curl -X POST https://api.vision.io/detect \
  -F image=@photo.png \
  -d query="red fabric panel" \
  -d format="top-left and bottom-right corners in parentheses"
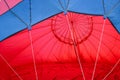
top-left (0, 12), bottom-right (120, 80)
top-left (0, 0), bottom-right (22, 15)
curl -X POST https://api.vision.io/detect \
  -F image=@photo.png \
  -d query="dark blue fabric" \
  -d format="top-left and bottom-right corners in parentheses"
top-left (103, 0), bottom-right (120, 14)
top-left (31, 0), bottom-right (62, 24)
top-left (0, 0), bottom-right (120, 41)
top-left (0, 11), bottom-right (27, 41)
top-left (68, 0), bottom-right (104, 15)
top-left (103, 0), bottom-right (120, 33)
top-left (11, 0), bottom-right (30, 25)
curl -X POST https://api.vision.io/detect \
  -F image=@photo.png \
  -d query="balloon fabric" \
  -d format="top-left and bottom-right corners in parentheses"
top-left (0, 0), bottom-right (120, 80)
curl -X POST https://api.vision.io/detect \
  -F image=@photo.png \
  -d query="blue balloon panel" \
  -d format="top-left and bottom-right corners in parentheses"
top-left (0, 11), bottom-right (27, 41)
top-left (107, 2), bottom-right (120, 33)
top-left (68, 0), bottom-right (104, 15)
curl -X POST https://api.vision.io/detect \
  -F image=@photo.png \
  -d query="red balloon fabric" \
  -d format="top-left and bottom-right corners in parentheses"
top-left (0, 12), bottom-right (120, 80)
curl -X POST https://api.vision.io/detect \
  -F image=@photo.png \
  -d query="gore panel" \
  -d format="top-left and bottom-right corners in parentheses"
top-left (0, 11), bottom-right (27, 41)
top-left (68, 0), bottom-right (104, 15)
top-left (31, 0), bottom-right (62, 24)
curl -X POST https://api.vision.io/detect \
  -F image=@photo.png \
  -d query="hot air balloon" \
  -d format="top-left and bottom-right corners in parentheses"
top-left (0, 0), bottom-right (120, 80)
